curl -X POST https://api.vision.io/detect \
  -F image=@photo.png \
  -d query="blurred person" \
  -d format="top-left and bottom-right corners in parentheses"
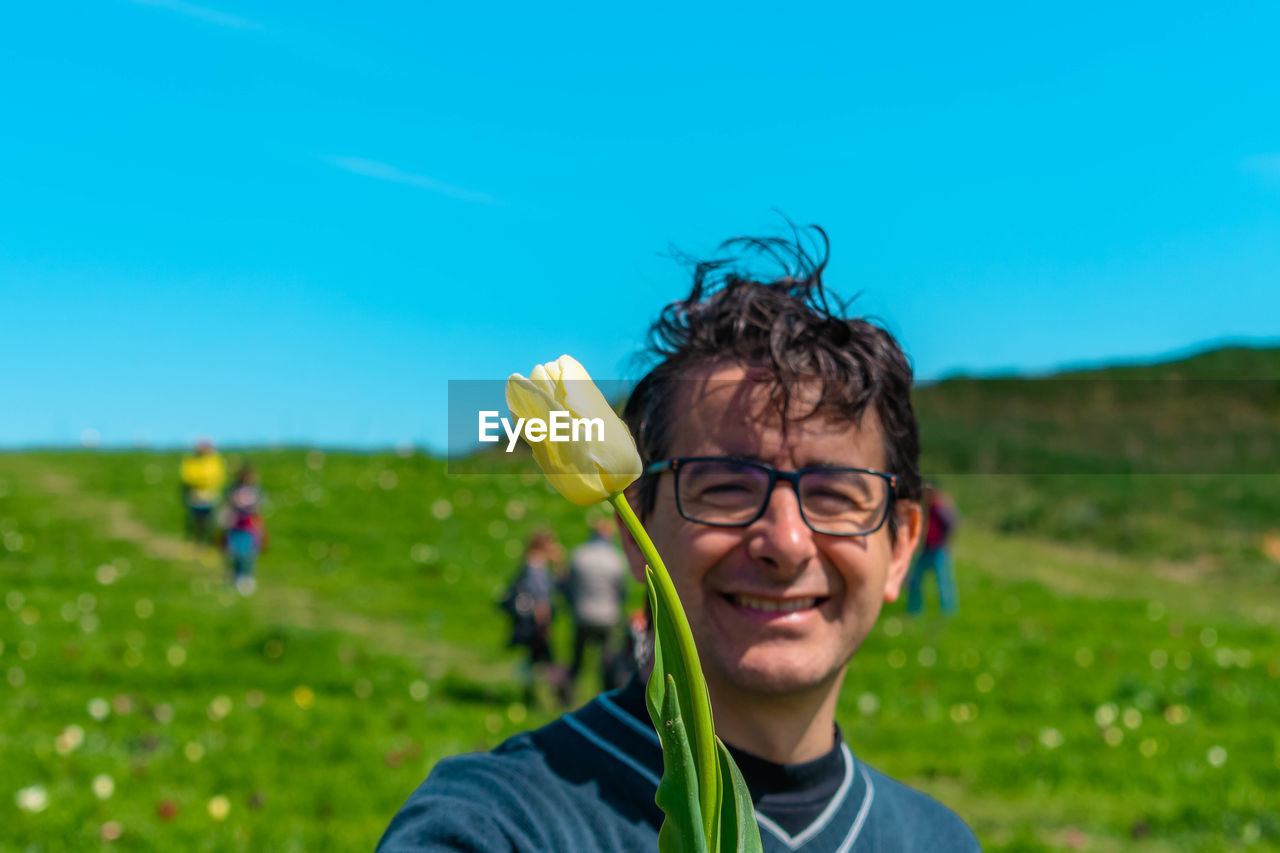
top-left (500, 528), bottom-right (564, 706)
top-left (604, 603), bottom-right (653, 691)
top-left (222, 465), bottom-right (267, 596)
top-left (905, 483), bottom-right (959, 616)
top-left (381, 227), bottom-right (978, 851)
top-left (560, 517), bottom-right (629, 704)
top-left (179, 439), bottom-right (226, 545)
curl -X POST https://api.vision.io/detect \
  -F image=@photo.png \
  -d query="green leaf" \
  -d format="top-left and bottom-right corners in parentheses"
top-left (652, 674), bottom-right (709, 853)
top-left (716, 738), bottom-right (763, 852)
top-left (644, 565), bottom-right (719, 842)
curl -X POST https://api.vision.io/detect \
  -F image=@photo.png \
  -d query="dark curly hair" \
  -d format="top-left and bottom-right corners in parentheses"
top-left (623, 224), bottom-right (921, 535)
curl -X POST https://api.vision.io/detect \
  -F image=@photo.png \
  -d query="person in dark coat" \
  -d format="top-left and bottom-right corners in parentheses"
top-left (501, 528), bottom-right (563, 705)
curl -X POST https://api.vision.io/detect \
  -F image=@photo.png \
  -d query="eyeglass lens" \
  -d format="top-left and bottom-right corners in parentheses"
top-left (676, 459), bottom-right (888, 534)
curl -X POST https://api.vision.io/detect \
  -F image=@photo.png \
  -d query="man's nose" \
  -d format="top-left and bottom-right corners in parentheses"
top-left (746, 482), bottom-right (817, 574)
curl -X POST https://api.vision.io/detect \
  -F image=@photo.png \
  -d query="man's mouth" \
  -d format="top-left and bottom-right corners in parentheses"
top-left (724, 594), bottom-right (826, 613)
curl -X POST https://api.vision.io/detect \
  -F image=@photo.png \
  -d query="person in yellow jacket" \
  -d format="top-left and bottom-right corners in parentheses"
top-left (179, 439), bottom-right (226, 544)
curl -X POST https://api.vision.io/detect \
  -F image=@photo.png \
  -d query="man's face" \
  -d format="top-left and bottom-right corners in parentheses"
top-left (630, 363), bottom-right (920, 699)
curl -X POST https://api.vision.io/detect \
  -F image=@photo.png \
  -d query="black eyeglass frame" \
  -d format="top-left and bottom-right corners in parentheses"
top-left (643, 456), bottom-right (898, 537)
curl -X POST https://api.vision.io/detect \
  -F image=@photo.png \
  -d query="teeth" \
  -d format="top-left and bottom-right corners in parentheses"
top-left (733, 595), bottom-right (816, 612)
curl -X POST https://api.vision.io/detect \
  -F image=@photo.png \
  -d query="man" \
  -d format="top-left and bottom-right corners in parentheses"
top-left (379, 229), bottom-right (980, 851)
top-left (562, 518), bottom-right (630, 703)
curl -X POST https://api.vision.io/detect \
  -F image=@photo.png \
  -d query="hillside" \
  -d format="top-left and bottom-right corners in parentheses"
top-left (914, 345), bottom-right (1280, 578)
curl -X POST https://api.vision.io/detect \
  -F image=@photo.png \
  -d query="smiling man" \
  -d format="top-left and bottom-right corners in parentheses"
top-left (630, 366), bottom-right (913, 766)
top-left (379, 228), bottom-right (980, 851)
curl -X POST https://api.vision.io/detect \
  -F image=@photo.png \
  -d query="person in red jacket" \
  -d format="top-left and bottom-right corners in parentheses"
top-left (223, 465), bottom-right (267, 596)
top-left (906, 483), bottom-right (958, 615)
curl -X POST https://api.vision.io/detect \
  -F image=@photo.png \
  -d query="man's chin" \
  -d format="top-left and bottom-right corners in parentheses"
top-left (716, 654), bottom-right (841, 696)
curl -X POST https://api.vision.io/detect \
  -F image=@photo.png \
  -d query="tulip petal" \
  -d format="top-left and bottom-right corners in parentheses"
top-left (544, 357), bottom-right (569, 382)
top-left (506, 371), bottom-right (615, 506)
top-left (505, 356), bottom-right (642, 505)
top-left (538, 431), bottom-right (609, 506)
top-left (505, 373), bottom-right (558, 423)
top-left (551, 357), bottom-right (642, 488)
top-left (526, 364), bottom-right (558, 398)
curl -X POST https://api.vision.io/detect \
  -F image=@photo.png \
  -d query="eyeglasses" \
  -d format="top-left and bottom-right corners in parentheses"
top-left (644, 457), bottom-right (897, 537)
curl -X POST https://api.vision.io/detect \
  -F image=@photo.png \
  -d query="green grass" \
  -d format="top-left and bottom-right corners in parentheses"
top-left (3, 431), bottom-right (1279, 849)
top-left (1, 450), bottom-right (575, 851)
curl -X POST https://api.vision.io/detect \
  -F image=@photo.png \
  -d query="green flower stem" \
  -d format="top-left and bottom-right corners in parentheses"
top-left (609, 491), bottom-right (719, 840)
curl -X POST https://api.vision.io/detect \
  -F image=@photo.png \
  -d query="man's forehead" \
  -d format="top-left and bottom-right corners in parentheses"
top-left (666, 361), bottom-right (884, 464)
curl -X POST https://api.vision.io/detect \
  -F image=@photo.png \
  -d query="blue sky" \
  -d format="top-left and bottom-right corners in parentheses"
top-left (3, 1), bottom-right (1278, 451)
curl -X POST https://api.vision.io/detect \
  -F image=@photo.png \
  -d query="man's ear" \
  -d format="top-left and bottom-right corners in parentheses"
top-left (882, 500), bottom-right (923, 604)
top-left (614, 490), bottom-right (649, 584)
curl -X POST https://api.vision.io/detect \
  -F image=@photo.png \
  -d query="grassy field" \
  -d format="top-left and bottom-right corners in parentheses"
top-left (3, 349), bottom-right (1279, 850)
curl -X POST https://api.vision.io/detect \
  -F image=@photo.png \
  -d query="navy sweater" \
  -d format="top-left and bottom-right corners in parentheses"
top-left (379, 679), bottom-right (980, 852)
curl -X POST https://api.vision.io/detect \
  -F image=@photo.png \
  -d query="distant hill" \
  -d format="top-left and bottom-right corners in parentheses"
top-left (915, 345), bottom-right (1280, 476)
top-left (1054, 344), bottom-right (1280, 380)
top-left (914, 345), bottom-right (1280, 579)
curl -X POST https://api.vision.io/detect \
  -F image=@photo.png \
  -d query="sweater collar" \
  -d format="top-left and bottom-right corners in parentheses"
top-left (611, 675), bottom-right (846, 803)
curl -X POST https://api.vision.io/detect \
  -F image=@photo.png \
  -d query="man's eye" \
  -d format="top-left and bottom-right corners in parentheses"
top-left (805, 489), bottom-right (871, 512)
top-left (699, 481), bottom-right (753, 496)
top-left (809, 489), bottom-right (857, 504)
